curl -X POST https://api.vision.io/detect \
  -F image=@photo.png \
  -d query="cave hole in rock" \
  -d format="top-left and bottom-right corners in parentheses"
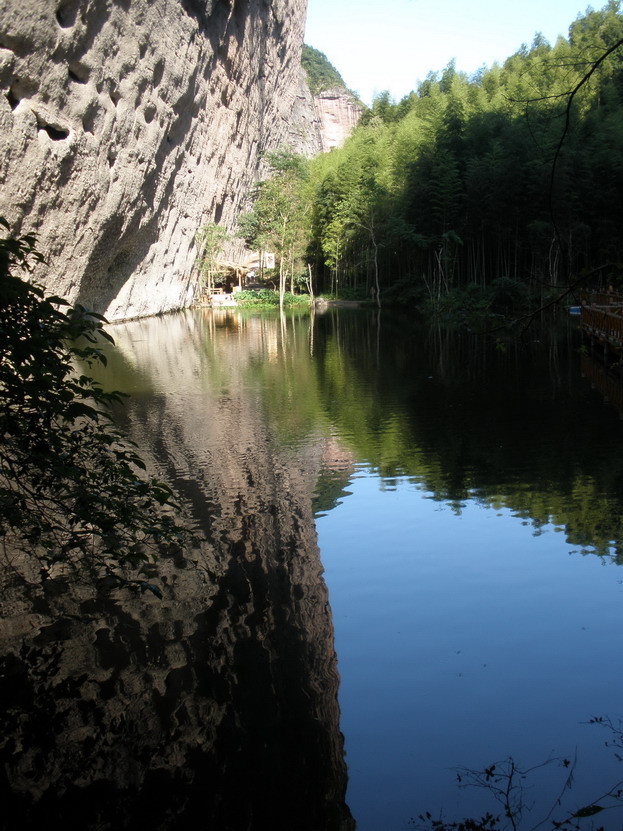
top-left (40, 123), bottom-right (70, 140)
top-left (153, 59), bottom-right (165, 88)
top-left (68, 63), bottom-right (89, 84)
top-left (143, 103), bottom-right (156, 124)
top-left (214, 202), bottom-right (224, 224)
top-left (6, 88), bottom-right (19, 110)
top-left (55, 2), bottom-right (78, 28)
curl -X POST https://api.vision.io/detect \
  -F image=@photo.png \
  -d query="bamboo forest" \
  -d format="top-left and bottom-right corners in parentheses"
top-left (241, 2), bottom-right (623, 314)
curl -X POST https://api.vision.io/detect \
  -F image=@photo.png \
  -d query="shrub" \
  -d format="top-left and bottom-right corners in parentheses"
top-left (236, 289), bottom-right (311, 308)
top-left (0, 221), bottom-right (191, 593)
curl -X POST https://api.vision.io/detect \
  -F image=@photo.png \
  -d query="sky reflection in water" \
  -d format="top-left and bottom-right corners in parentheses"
top-left (317, 463), bottom-right (623, 830)
top-left (87, 309), bottom-right (623, 829)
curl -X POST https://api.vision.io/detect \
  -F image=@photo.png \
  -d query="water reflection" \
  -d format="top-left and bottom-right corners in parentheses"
top-left (309, 312), bottom-right (623, 559)
top-left (2, 307), bottom-right (623, 830)
top-left (0, 309), bottom-right (354, 831)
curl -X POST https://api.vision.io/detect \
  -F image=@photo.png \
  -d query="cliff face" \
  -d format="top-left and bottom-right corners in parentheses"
top-left (285, 66), bottom-right (324, 157)
top-left (0, 0), bottom-right (308, 320)
top-left (286, 72), bottom-right (363, 157)
top-left (314, 86), bottom-right (363, 152)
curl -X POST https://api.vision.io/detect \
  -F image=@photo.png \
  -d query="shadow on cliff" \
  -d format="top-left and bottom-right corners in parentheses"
top-left (74, 124), bottom-right (188, 315)
top-left (74, 0), bottom-right (277, 316)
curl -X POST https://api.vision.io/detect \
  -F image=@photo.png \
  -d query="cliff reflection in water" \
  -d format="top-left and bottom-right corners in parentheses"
top-left (0, 309), bottom-right (354, 831)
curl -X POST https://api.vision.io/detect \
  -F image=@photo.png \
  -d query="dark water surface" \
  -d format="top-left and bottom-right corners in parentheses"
top-left (2, 308), bottom-right (623, 830)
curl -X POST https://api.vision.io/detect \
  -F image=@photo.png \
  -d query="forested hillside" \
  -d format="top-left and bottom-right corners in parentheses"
top-left (301, 44), bottom-right (347, 94)
top-left (248, 2), bottom-right (623, 309)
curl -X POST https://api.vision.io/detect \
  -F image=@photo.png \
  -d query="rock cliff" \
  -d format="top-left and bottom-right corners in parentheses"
top-left (0, 0), bottom-right (309, 320)
top-left (286, 73), bottom-right (363, 156)
top-left (314, 86), bottom-right (362, 152)
top-left (285, 66), bottom-right (324, 157)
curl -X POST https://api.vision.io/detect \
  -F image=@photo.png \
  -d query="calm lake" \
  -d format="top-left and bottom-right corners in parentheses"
top-left (2, 307), bottom-right (623, 830)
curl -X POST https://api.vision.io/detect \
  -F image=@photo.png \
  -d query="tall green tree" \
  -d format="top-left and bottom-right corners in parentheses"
top-left (238, 149), bottom-right (309, 309)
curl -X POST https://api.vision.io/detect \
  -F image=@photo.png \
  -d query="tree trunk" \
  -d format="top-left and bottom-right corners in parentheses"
top-left (306, 263), bottom-right (315, 301)
top-left (279, 260), bottom-right (287, 311)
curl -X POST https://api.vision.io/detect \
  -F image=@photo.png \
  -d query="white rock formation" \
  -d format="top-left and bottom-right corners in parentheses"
top-left (0, 0), bottom-right (308, 320)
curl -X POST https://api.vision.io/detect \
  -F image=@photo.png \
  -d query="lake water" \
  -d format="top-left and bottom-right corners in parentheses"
top-left (2, 307), bottom-right (623, 830)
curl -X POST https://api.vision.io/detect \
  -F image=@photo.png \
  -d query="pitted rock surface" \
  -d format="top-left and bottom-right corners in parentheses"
top-left (0, 0), bottom-right (308, 320)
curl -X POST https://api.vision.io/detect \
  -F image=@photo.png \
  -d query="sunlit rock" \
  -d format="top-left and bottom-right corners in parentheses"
top-left (0, 0), bottom-right (308, 320)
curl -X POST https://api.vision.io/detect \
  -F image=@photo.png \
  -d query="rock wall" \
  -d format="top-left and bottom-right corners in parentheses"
top-left (0, 0), bottom-right (308, 320)
top-left (314, 86), bottom-right (363, 152)
top-left (285, 66), bottom-right (324, 157)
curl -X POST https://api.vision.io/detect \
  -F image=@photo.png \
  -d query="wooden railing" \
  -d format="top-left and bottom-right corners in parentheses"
top-left (580, 290), bottom-right (623, 306)
top-left (581, 303), bottom-right (623, 347)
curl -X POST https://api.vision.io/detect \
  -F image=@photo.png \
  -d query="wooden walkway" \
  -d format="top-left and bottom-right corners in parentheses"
top-left (580, 291), bottom-right (623, 361)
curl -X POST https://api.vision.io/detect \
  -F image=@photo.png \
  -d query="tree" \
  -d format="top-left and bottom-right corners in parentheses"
top-left (0, 222), bottom-right (190, 594)
top-left (238, 150), bottom-right (309, 310)
top-left (195, 222), bottom-right (231, 295)
top-left (301, 44), bottom-right (347, 94)
top-left (413, 742), bottom-right (623, 831)
top-left (303, 2), bottom-right (623, 310)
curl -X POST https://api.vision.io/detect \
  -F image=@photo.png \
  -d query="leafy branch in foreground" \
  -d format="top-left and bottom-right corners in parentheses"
top-left (0, 221), bottom-right (192, 594)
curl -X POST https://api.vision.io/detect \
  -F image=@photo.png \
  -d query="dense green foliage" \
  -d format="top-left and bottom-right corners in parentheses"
top-left (301, 44), bottom-right (347, 94)
top-left (238, 149), bottom-right (312, 306)
top-left (286, 4), bottom-right (623, 311)
top-left (0, 225), bottom-right (189, 592)
top-left (236, 289), bottom-right (311, 308)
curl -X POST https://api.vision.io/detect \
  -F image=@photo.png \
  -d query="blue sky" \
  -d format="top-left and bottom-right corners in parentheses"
top-left (304, 0), bottom-right (594, 104)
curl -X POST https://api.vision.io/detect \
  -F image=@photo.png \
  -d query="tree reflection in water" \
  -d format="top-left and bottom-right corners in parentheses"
top-left (2, 307), bottom-right (623, 830)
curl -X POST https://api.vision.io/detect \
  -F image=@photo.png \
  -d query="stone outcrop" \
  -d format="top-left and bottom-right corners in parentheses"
top-left (285, 66), bottom-right (324, 157)
top-left (314, 86), bottom-right (363, 152)
top-left (287, 77), bottom-right (363, 157)
top-left (0, 0), bottom-right (308, 320)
